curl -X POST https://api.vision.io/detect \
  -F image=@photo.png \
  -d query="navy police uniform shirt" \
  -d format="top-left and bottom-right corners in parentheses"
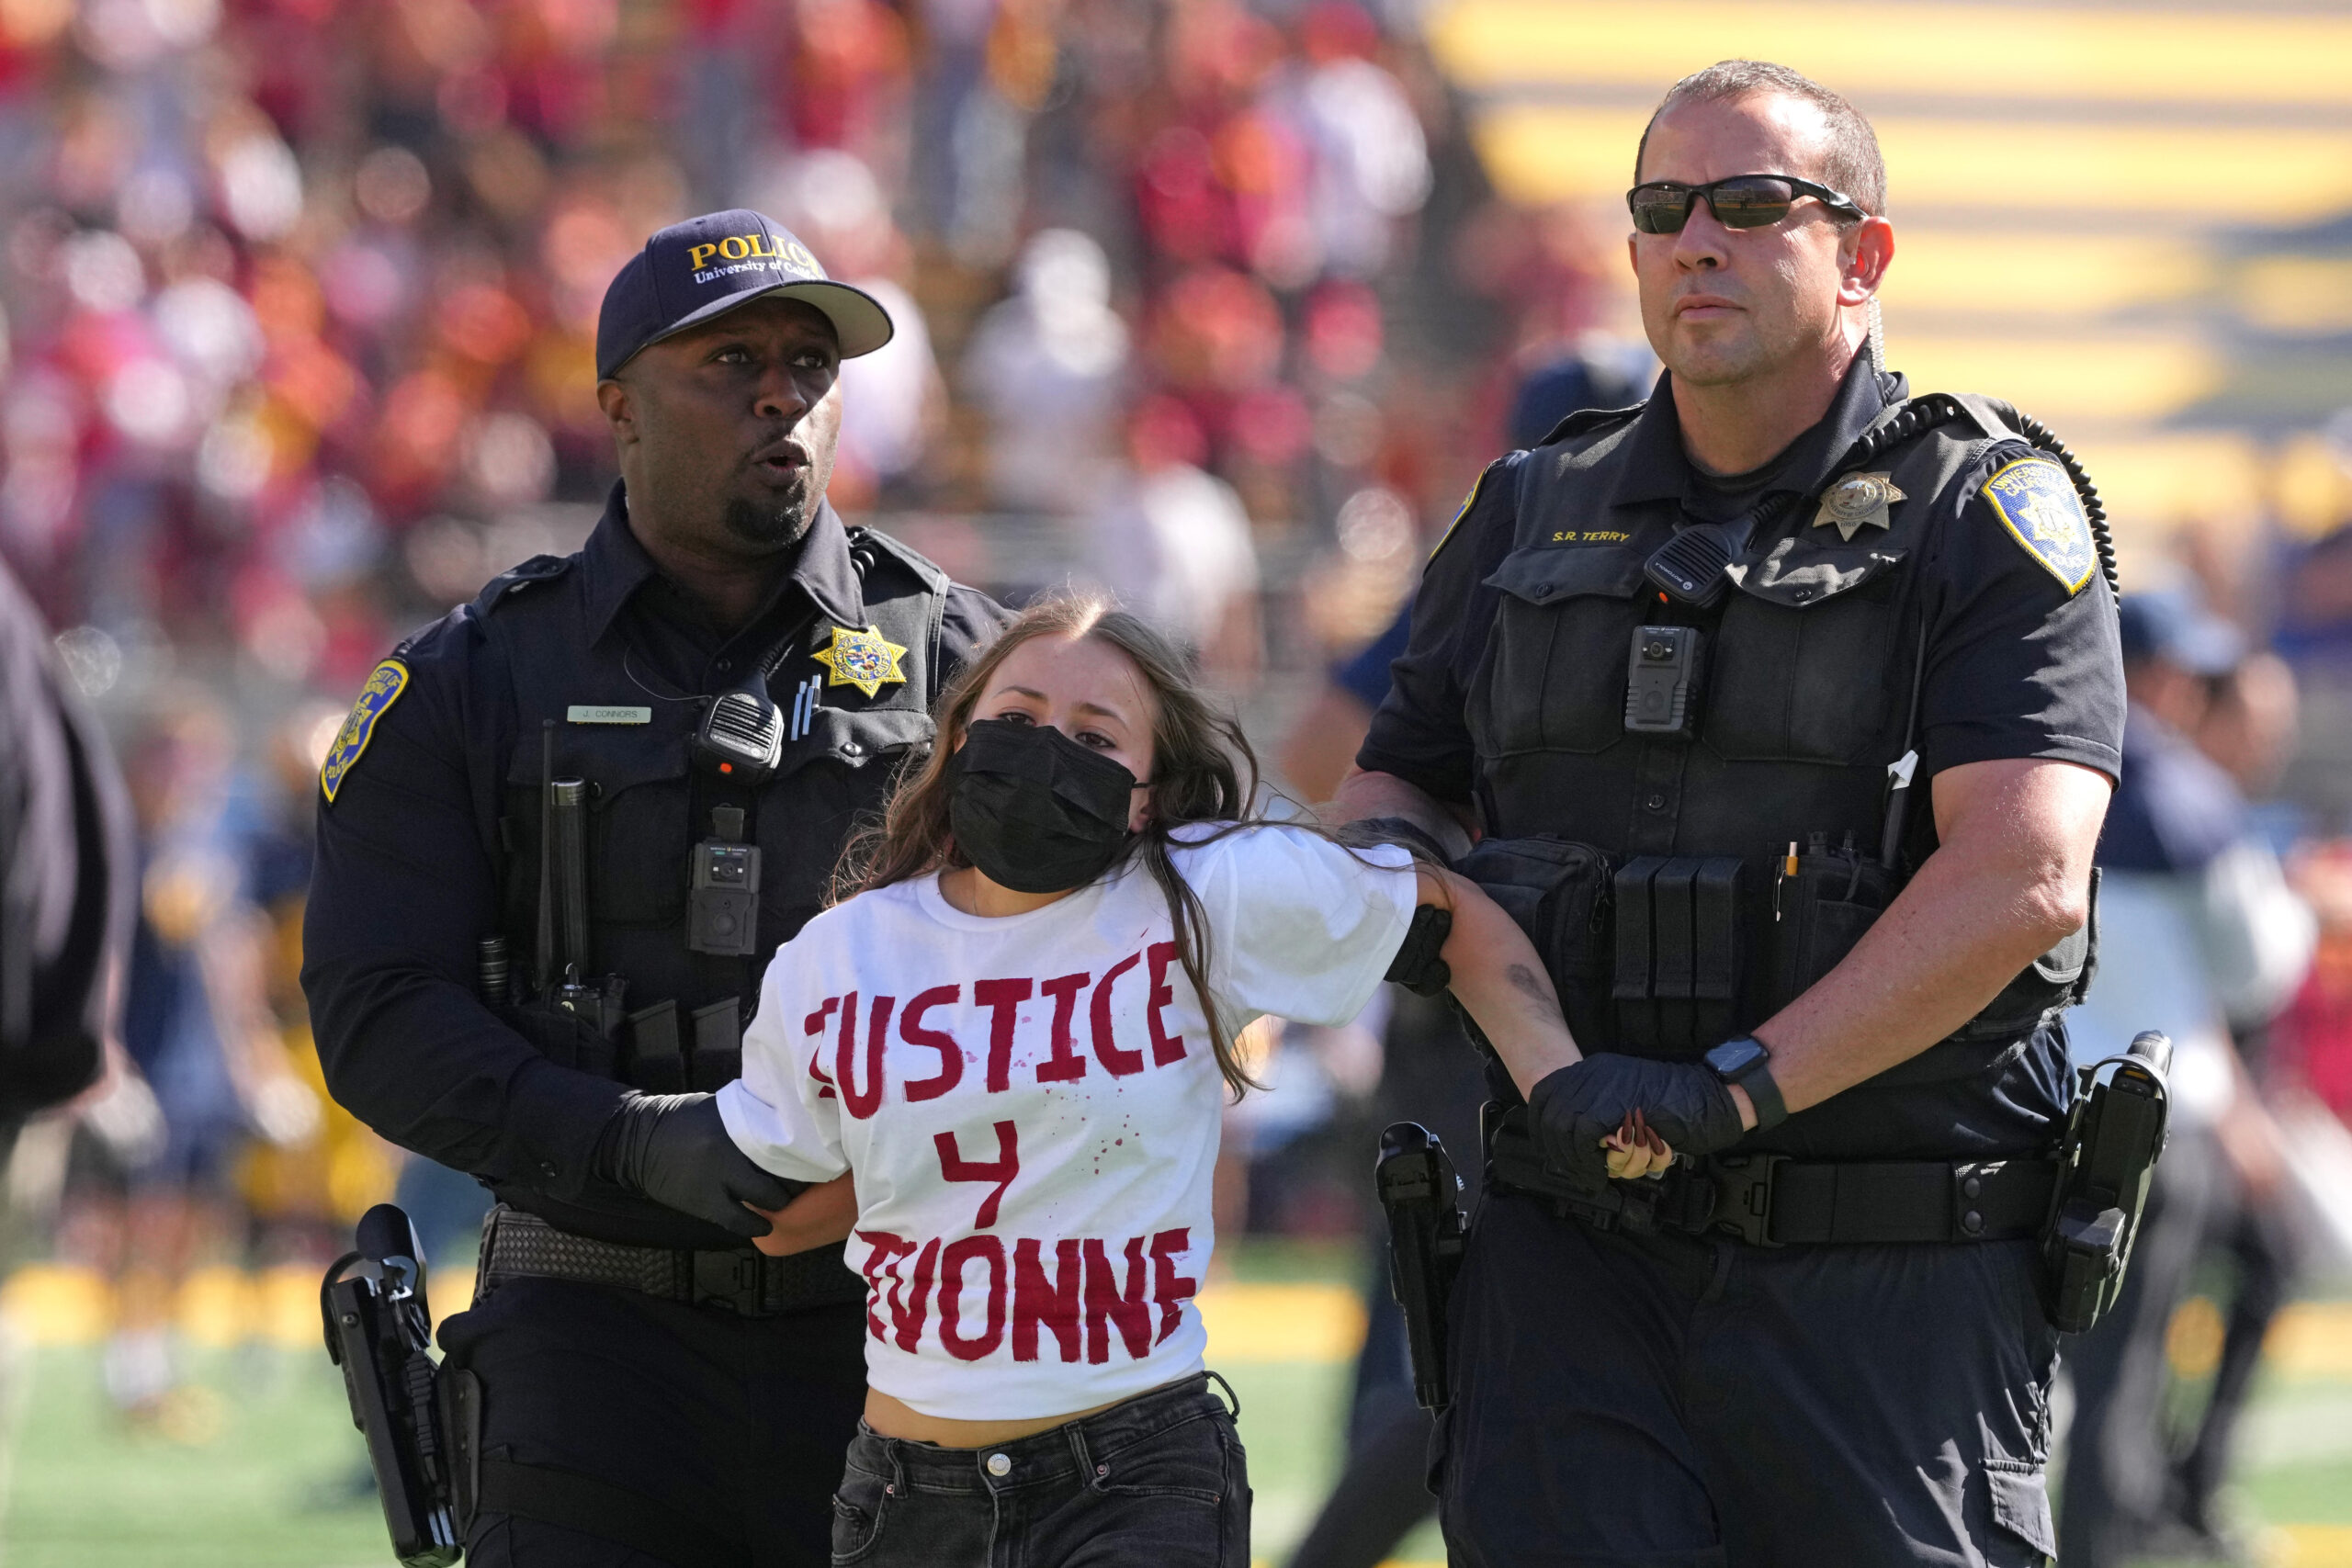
top-left (1363, 360), bottom-right (2124, 805)
top-left (301, 484), bottom-right (1001, 1219)
top-left (1360, 359), bottom-right (2125, 1157)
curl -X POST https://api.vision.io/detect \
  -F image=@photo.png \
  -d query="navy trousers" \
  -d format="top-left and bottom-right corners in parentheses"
top-left (438, 1277), bottom-right (869, 1568)
top-left (1436, 1190), bottom-right (2062, 1568)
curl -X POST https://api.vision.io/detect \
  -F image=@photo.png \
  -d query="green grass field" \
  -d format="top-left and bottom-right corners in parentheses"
top-left (0, 1242), bottom-right (2343, 1567)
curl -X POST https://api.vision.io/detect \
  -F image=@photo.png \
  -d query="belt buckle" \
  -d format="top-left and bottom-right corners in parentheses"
top-left (1708, 1154), bottom-right (1788, 1247)
top-left (692, 1249), bottom-right (765, 1314)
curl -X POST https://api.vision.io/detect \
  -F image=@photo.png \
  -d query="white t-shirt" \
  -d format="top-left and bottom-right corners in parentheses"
top-left (718, 826), bottom-right (1415, 1419)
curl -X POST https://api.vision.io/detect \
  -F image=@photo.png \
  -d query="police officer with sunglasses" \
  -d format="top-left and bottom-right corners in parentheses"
top-left (302, 211), bottom-right (1002, 1566)
top-left (1340, 61), bottom-right (2122, 1565)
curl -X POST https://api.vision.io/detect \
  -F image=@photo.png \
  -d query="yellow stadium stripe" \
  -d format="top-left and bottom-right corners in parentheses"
top-left (1427, 0), bottom-right (2352, 108)
top-left (1470, 106), bottom-right (2352, 220)
top-left (1895, 331), bottom-right (2222, 426)
top-left (1880, 231), bottom-right (2212, 320)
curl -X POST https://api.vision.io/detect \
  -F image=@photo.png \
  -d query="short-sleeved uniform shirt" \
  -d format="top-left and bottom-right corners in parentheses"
top-left (1359, 361), bottom-right (2126, 1159)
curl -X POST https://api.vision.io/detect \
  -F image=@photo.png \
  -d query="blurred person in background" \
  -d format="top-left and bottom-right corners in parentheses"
top-left (1080, 393), bottom-right (1263, 692)
top-left (73, 690), bottom-right (319, 1422)
top-left (960, 228), bottom-right (1134, 516)
top-left (303, 211), bottom-right (1002, 1567)
top-left (2058, 593), bottom-right (2307, 1568)
top-left (2157, 647), bottom-right (2321, 1555)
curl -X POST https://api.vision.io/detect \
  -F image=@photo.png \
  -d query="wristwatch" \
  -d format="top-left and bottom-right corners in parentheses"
top-left (1703, 1036), bottom-right (1788, 1130)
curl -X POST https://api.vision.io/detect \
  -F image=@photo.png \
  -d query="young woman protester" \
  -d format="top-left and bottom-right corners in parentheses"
top-left (717, 596), bottom-right (1667, 1567)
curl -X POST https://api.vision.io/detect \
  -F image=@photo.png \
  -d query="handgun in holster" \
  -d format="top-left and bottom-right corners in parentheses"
top-left (2041, 1030), bottom-right (2171, 1335)
top-left (322, 1203), bottom-right (480, 1565)
top-left (1375, 1122), bottom-right (1467, 1411)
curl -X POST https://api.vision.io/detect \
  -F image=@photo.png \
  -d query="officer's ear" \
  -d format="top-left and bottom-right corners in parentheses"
top-left (596, 376), bottom-right (639, 447)
top-left (1837, 216), bottom-right (1894, 307)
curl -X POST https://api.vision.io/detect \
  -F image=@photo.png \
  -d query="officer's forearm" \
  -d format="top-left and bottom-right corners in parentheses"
top-left (306, 953), bottom-right (628, 1194)
top-left (1752, 757), bottom-right (2111, 1114)
top-left (1331, 768), bottom-right (1476, 860)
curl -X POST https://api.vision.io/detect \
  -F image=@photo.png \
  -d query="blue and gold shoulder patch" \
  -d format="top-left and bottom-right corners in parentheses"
top-left (1982, 457), bottom-right (2096, 594)
top-left (1430, 465), bottom-right (1496, 557)
top-left (321, 660), bottom-right (408, 804)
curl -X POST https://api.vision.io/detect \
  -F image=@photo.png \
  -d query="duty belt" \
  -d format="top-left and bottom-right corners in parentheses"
top-left (1486, 1106), bottom-right (2057, 1247)
top-left (475, 1204), bottom-right (867, 1316)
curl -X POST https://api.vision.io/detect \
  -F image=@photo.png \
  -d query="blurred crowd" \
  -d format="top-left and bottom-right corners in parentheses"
top-left (3, 5), bottom-right (2352, 1559)
top-left (0, 0), bottom-right (1631, 1429)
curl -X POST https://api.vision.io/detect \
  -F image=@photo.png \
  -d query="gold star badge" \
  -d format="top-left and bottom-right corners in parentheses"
top-left (810, 624), bottom-right (908, 698)
top-left (1811, 471), bottom-right (1906, 543)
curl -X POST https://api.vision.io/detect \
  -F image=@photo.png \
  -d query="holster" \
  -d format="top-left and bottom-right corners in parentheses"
top-left (2041, 1029), bottom-right (2170, 1333)
top-left (322, 1205), bottom-right (462, 1566)
top-left (1374, 1122), bottom-right (1467, 1410)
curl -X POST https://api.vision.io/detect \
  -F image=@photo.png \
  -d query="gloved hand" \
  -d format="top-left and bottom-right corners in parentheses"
top-left (1528, 1055), bottom-right (1746, 1186)
top-left (593, 1093), bottom-right (806, 1239)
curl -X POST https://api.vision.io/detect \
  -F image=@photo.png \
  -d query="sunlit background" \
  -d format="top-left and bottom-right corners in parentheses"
top-left (0, 0), bottom-right (2349, 1563)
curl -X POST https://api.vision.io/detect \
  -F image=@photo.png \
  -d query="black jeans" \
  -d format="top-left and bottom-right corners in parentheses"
top-left (830, 1372), bottom-right (1250, 1568)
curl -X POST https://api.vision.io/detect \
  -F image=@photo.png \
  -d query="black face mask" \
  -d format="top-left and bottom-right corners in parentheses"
top-left (948, 717), bottom-right (1139, 894)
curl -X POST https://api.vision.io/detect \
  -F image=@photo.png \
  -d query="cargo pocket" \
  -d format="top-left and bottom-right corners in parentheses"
top-left (1455, 835), bottom-right (1616, 1047)
top-left (1473, 545), bottom-right (1647, 758)
top-left (1982, 1459), bottom-right (2056, 1566)
top-left (1706, 543), bottom-right (1904, 764)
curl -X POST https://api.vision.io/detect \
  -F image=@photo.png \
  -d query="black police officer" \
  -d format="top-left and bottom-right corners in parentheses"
top-left (302, 209), bottom-right (1001, 1567)
top-left (1337, 63), bottom-right (2123, 1565)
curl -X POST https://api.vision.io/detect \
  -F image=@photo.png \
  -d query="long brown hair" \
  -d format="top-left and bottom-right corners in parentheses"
top-left (835, 593), bottom-right (1270, 1095)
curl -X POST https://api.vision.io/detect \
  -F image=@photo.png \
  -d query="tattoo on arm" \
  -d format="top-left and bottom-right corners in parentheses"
top-left (1506, 963), bottom-right (1565, 1023)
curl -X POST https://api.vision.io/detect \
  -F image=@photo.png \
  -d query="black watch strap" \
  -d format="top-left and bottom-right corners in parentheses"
top-left (1710, 1037), bottom-right (1789, 1130)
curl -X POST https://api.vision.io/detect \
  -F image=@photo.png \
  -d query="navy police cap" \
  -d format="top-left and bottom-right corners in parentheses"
top-left (595, 209), bottom-right (894, 380)
top-left (2117, 590), bottom-right (2244, 677)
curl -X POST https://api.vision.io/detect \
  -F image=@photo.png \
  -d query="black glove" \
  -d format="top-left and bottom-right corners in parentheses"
top-left (1527, 1055), bottom-right (1746, 1186)
top-left (592, 1093), bottom-right (807, 1239)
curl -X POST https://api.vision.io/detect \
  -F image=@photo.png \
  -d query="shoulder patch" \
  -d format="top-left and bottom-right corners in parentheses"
top-left (321, 660), bottom-right (409, 804)
top-left (1430, 464), bottom-right (1500, 557)
top-left (1981, 457), bottom-right (2096, 594)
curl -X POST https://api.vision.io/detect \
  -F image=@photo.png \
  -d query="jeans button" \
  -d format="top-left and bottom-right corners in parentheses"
top-left (986, 1452), bottom-right (1012, 1478)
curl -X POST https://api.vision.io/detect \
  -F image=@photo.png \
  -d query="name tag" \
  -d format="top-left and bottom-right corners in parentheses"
top-left (567, 705), bottom-right (652, 725)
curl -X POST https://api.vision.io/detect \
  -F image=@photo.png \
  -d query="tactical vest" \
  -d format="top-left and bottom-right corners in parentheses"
top-left (1459, 393), bottom-right (2098, 1081)
top-left (470, 528), bottom-right (948, 1096)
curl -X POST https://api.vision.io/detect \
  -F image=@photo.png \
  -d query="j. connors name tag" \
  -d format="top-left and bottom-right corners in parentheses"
top-left (567, 705), bottom-right (653, 725)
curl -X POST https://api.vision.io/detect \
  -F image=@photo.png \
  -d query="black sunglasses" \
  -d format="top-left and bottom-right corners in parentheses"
top-left (1627, 175), bottom-right (1865, 235)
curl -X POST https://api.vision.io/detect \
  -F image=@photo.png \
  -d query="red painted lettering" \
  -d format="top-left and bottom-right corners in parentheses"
top-left (1147, 942), bottom-right (1187, 1066)
top-left (1082, 1236), bottom-right (1153, 1363)
top-left (1090, 953), bottom-right (1145, 1077)
top-left (934, 1121), bottom-right (1020, 1229)
top-left (936, 1236), bottom-right (1008, 1361)
top-left (1013, 1237), bottom-right (1082, 1363)
top-left (1148, 1228), bottom-right (1198, 1346)
top-left (806, 997), bottom-right (843, 1098)
top-left (900, 985), bottom-right (964, 1102)
top-left (974, 978), bottom-right (1032, 1092)
top-left (1036, 972), bottom-right (1091, 1082)
top-left (854, 1230), bottom-right (913, 1343)
top-left (835, 992), bottom-right (894, 1121)
top-left (892, 1238), bottom-right (940, 1351)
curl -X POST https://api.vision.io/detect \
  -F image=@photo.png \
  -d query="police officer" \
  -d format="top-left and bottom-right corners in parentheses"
top-left (302, 209), bottom-right (1001, 1566)
top-left (1338, 62), bottom-right (2124, 1564)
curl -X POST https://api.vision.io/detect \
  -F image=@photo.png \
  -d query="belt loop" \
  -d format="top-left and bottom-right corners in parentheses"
top-left (1702, 1238), bottom-right (1736, 1303)
top-left (1069, 1419), bottom-right (1095, 1487)
top-left (1204, 1369), bottom-right (1241, 1421)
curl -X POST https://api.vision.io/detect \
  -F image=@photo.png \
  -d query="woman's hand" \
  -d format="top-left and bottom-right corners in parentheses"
top-left (747, 1173), bottom-right (859, 1258)
top-left (1602, 1109), bottom-right (1674, 1180)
